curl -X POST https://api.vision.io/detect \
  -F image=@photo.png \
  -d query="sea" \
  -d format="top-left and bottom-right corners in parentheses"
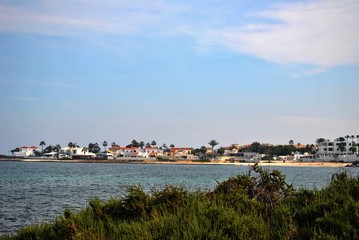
top-left (0, 161), bottom-right (358, 235)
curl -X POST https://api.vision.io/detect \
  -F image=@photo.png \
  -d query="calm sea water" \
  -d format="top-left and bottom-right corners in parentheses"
top-left (0, 161), bottom-right (358, 235)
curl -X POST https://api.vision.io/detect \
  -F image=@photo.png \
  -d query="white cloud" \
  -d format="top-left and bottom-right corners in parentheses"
top-left (1, 0), bottom-right (358, 71)
top-left (0, 0), bottom-right (183, 36)
top-left (188, 0), bottom-right (359, 69)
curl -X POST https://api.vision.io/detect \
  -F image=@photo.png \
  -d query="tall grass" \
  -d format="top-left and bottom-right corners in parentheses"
top-left (2, 164), bottom-right (359, 239)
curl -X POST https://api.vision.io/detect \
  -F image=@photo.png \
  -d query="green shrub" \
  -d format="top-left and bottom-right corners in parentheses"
top-left (213, 163), bottom-right (294, 207)
top-left (2, 167), bottom-right (359, 240)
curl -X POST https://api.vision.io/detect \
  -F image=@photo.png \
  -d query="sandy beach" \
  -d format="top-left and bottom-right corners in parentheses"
top-left (0, 158), bottom-right (351, 168)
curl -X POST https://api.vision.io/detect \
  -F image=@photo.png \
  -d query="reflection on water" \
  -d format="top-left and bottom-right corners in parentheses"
top-left (0, 161), bottom-right (357, 235)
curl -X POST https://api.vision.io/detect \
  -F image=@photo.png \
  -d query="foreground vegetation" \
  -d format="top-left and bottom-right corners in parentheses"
top-left (2, 165), bottom-right (359, 240)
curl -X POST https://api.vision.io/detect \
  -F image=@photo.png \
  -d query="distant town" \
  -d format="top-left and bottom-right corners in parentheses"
top-left (8, 135), bottom-right (359, 163)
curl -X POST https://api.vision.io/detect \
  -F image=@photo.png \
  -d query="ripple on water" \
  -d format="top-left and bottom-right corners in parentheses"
top-left (0, 161), bottom-right (358, 236)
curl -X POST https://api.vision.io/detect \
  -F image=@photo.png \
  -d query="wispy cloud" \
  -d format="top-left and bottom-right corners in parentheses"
top-left (187, 0), bottom-right (359, 70)
top-left (1, 0), bottom-right (358, 71)
top-left (0, 0), bottom-right (184, 36)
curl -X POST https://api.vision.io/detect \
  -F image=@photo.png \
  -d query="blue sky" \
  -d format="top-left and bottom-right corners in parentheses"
top-left (1, 0), bottom-right (358, 154)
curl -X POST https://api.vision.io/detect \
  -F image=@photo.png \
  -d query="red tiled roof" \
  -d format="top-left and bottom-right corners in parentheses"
top-left (109, 146), bottom-right (124, 150)
top-left (170, 147), bottom-right (192, 152)
top-left (20, 146), bottom-right (27, 148)
top-left (30, 146), bottom-right (38, 148)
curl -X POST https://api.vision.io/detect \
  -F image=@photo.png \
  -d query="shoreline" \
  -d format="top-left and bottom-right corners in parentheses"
top-left (0, 158), bottom-right (351, 168)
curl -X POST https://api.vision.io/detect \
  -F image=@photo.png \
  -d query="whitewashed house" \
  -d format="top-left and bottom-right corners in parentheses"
top-left (13, 146), bottom-right (38, 158)
top-left (301, 138), bottom-right (359, 162)
top-left (62, 147), bottom-right (96, 159)
top-left (109, 146), bottom-right (159, 158)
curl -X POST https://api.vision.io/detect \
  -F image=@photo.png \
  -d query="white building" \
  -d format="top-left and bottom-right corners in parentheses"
top-left (222, 147), bottom-right (261, 162)
top-left (301, 137), bottom-right (359, 162)
top-left (62, 147), bottom-right (96, 159)
top-left (13, 146), bottom-right (38, 158)
top-left (109, 146), bottom-right (158, 158)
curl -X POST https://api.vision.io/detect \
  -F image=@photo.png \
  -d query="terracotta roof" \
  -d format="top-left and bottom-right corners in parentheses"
top-left (20, 146), bottom-right (27, 148)
top-left (30, 146), bottom-right (38, 148)
top-left (170, 147), bottom-right (192, 152)
top-left (109, 146), bottom-right (124, 150)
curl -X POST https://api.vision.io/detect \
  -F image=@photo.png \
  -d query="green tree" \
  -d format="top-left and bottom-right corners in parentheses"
top-left (88, 143), bottom-right (101, 153)
top-left (208, 139), bottom-right (219, 152)
top-left (139, 141), bottom-right (145, 149)
top-left (151, 140), bottom-right (157, 146)
top-left (170, 144), bottom-right (175, 148)
top-left (11, 147), bottom-right (20, 153)
top-left (338, 142), bottom-right (346, 154)
top-left (54, 144), bottom-right (61, 159)
top-left (111, 142), bottom-right (117, 147)
top-left (250, 142), bottom-right (261, 152)
top-left (103, 141), bottom-right (108, 152)
top-left (39, 141), bottom-right (46, 152)
top-left (316, 138), bottom-right (326, 144)
top-left (68, 142), bottom-right (78, 149)
top-left (82, 147), bottom-right (88, 154)
top-left (289, 140), bottom-right (294, 145)
top-left (131, 140), bottom-right (139, 148)
top-left (200, 146), bottom-right (207, 154)
top-left (217, 147), bottom-right (225, 156)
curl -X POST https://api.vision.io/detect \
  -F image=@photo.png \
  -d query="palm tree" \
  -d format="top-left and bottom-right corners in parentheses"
top-left (68, 142), bottom-right (75, 149)
top-left (350, 135), bottom-right (355, 154)
top-left (208, 139), bottom-right (219, 152)
top-left (139, 141), bottom-right (145, 149)
top-left (54, 144), bottom-right (61, 159)
top-left (103, 141), bottom-right (108, 152)
top-left (39, 141), bottom-right (46, 152)
top-left (111, 142), bottom-right (117, 147)
top-left (170, 144), bottom-right (175, 148)
top-left (82, 147), bottom-right (88, 154)
top-left (151, 140), bottom-right (157, 147)
top-left (289, 140), bottom-right (294, 145)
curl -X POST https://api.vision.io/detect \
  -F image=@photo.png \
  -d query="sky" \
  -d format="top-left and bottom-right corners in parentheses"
top-left (1, 0), bottom-right (359, 154)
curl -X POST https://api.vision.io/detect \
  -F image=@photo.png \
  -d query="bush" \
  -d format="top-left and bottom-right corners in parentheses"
top-left (2, 167), bottom-right (359, 240)
top-left (213, 163), bottom-right (294, 207)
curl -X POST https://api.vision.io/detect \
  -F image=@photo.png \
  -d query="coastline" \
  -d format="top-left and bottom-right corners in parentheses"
top-left (0, 157), bottom-right (350, 168)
